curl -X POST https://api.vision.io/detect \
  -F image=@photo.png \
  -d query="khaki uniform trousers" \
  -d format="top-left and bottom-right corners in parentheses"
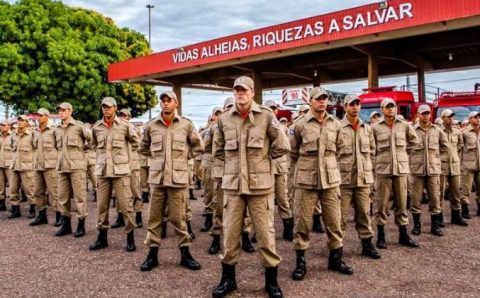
top-left (222, 192), bottom-right (280, 267)
top-left (145, 186), bottom-right (192, 248)
top-left (114, 170), bottom-right (143, 213)
top-left (274, 173), bottom-right (293, 219)
top-left (97, 176), bottom-right (135, 233)
top-left (375, 175), bottom-right (409, 226)
top-left (0, 167), bottom-right (11, 201)
top-left (203, 172), bottom-right (215, 214)
top-left (340, 187), bottom-right (374, 239)
top-left (161, 189), bottom-right (193, 223)
top-left (410, 175), bottom-right (441, 215)
top-left (440, 174), bottom-right (462, 211)
top-left (140, 166), bottom-right (149, 193)
top-left (86, 165), bottom-right (97, 192)
top-left (210, 179), bottom-right (252, 236)
top-left (461, 171), bottom-right (480, 204)
top-left (194, 159), bottom-right (203, 181)
top-left (9, 170), bottom-right (34, 206)
top-left (33, 169), bottom-right (58, 211)
top-left (293, 188), bottom-right (343, 251)
top-left (57, 171), bottom-right (88, 219)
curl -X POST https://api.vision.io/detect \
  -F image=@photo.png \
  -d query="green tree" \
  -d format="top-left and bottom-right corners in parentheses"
top-left (0, 0), bottom-right (157, 122)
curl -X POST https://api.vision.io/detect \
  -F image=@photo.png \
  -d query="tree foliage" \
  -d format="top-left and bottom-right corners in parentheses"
top-left (0, 0), bottom-right (157, 122)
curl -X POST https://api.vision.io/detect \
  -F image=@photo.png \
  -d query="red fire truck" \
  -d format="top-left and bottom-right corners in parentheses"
top-left (434, 84), bottom-right (480, 121)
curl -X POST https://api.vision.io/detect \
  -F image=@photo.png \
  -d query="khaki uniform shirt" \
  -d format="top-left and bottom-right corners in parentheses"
top-left (35, 125), bottom-right (58, 171)
top-left (410, 123), bottom-right (449, 176)
top-left (213, 101), bottom-right (290, 195)
top-left (461, 124), bottom-right (480, 171)
top-left (201, 122), bottom-right (215, 170)
top-left (273, 124), bottom-right (289, 175)
top-left (54, 118), bottom-right (90, 173)
top-left (91, 116), bottom-right (139, 178)
top-left (129, 125), bottom-right (141, 171)
top-left (0, 132), bottom-right (14, 168)
top-left (440, 124), bottom-right (463, 176)
top-left (289, 111), bottom-right (342, 190)
top-left (139, 112), bottom-right (204, 188)
top-left (372, 117), bottom-right (418, 176)
top-left (337, 117), bottom-right (375, 188)
top-left (11, 128), bottom-right (36, 172)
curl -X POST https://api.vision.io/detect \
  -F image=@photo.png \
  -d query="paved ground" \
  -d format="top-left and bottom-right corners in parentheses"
top-left (1, 190), bottom-right (480, 297)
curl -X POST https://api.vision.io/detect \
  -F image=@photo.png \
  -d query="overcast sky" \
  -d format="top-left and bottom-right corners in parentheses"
top-left (8, 0), bottom-right (480, 126)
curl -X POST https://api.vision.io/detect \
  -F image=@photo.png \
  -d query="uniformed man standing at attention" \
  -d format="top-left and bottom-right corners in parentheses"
top-left (54, 102), bottom-right (90, 238)
top-left (89, 98), bottom-right (139, 252)
top-left (372, 98), bottom-right (419, 249)
top-left (460, 111), bottom-right (480, 218)
top-left (337, 94), bottom-right (380, 259)
top-left (409, 104), bottom-right (449, 236)
top-left (289, 87), bottom-right (353, 282)
top-left (212, 76), bottom-right (288, 298)
top-left (0, 120), bottom-right (13, 211)
top-left (30, 108), bottom-right (60, 226)
top-left (8, 115), bottom-right (36, 219)
top-left (139, 90), bottom-right (204, 272)
top-left (439, 109), bottom-right (467, 226)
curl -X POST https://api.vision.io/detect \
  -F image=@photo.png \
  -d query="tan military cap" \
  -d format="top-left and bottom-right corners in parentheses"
top-left (344, 94), bottom-right (360, 105)
top-left (380, 98), bottom-right (396, 108)
top-left (160, 91), bottom-right (177, 102)
top-left (309, 87), bottom-right (328, 99)
top-left (223, 97), bottom-right (234, 109)
top-left (0, 119), bottom-right (10, 125)
top-left (264, 100), bottom-right (278, 108)
top-left (369, 111), bottom-right (381, 119)
top-left (440, 109), bottom-right (455, 118)
top-left (434, 118), bottom-right (443, 125)
top-left (468, 111), bottom-right (480, 118)
top-left (17, 115), bottom-right (29, 121)
top-left (279, 117), bottom-right (288, 122)
top-left (233, 76), bottom-right (254, 90)
top-left (299, 104), bottom-right (310, 112)
top-left (417, 104), bottom-right (431, 114)
top-left (212, 107), bottom-right (223, 115)
top-left (36, 108), bottom-right (50, 116)
top-left (119, 108), bottom-right (131, 116)
top-left (58, 102), bottom-right (73, 110)
top-left (101, 97), bottom-right (117, 107)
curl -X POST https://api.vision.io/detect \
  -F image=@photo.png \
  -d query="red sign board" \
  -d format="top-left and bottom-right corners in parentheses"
top-left (108, 0), bottom-right (480, 82)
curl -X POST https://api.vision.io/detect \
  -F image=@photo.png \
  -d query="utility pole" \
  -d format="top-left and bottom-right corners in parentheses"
top-left (146, 4), bottom-right (154, 120)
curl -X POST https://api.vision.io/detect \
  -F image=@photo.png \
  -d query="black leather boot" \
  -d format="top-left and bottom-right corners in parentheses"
top-left (291, 250), bottom-right (307, 280)
top-left (20, 190), bottom-right (27, 202)
top-left (30, 208), bottom-right (48, 226)
top-left (451, 209), bottom-right (468, 226)
top-left (7, 205), bottom-right (21, 219)
top-left (189, 188), bottom-right (197, 200)
top-left (200, 213), bottom-right (213, 232)
top-left (74, 218), bottom-right (86, 237)
top-left (212, 263), bottom-right (237, 297)
top-left (93, 190), bottom-right (97, 202)
top-left (437, 212), bottom-right (445, 228)
top-left (208, 234), bottom-right (221, 255)
top-left (0, 199), bottom-right (6, 211)
top-left (461, 203), bottom-right (471, 219)
top-left (186, 220), bottom-right (195, 239)
top-left (282, 217), bottom-right (294, 242)
top-left (241, 232), bottom-right (255, 253)
top-left (54, 211), bottom-right (63, 227)
top-left (55, 216), bottom-right (72, 236)
top-left (412, 213), bottom-right (421, 235)
top-left (430, 214), bottom-right (443, 237)
top-left (251, 233), bottom-right (257, 243)
top-left (195, 179), bottom-right (202, 190)
top-left (89, 229), bottom-right (108, 250)
top-left (135, 212), bottom-right (143, 228)
top-left (140, 247), bottom-right (159, 271)
top-left (111, 212), bottom-right (125, 229)
top-left (399, 225), bottom-right (419, 248)
top-left (361, 237), bottom-right (381, 259)
top-left (142, 191), bottom-right (150, 203)
top-left (265, 266), bottom-right (283, 298)
top-left (376, 225), bottom-right (387, 249)
top-left (126, 231), bottom-right (136, 252)
top-left (179, 246), bottom-right (201, 270)
top-left (328, 247), bottom-right (353, 275)
top-left (27, 204), bottom-right (36, 219)
top-left (312, 214), bottom-right (325, 233)
top-left (160, 222), bottom-right (167, 239)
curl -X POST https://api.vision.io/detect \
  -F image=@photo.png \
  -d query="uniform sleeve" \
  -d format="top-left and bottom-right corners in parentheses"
top-left (267, 113), bottom-right (290, 159)
top-left (368, 125), bottom-right (376, 159)
top-left (188, 123), bottom-right (204, 158)
top-left (127, 123), bottom-right (139, 151)
top-left (82, 125), bottom-right (92, 147)
top-left (203, 126), bottom-right (213, 153)
top-left (406, 123), bottom-right (419, 153)
top-left (457, 130), bottom-right (464, 153)
top-left (138, 125), bottom-right (152, 157)
top-left (289, 123), bottom-right (302, 163)
top-left (89, 128), bottom-right (97, 151)
top-left (438, 129), bottom-right (450, 152)
top-left (213, 120), bottom-right (225, 161)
